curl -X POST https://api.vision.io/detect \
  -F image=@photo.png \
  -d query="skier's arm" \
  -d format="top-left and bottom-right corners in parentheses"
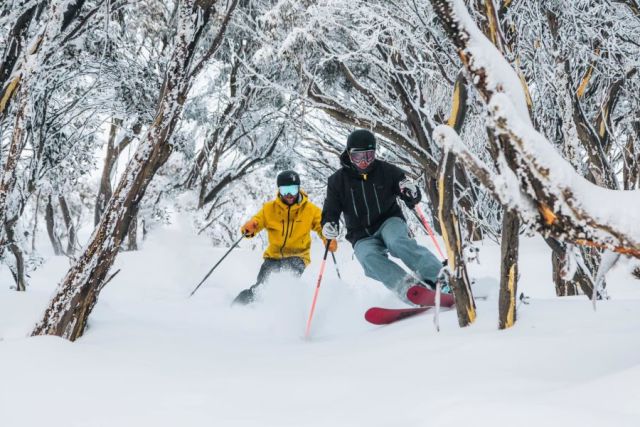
top-left (321, 178), bottom-right (342, 226)
top-left (313, 203), bottom-right (338, 252)
top-left (251, 206), bottom-right (267, 233)
top-left (241, 206), bottom-right (266, 237)
top-left (311, 204), bottom-right (324, 238)
top-left (390, 164), bottom-right (407, 196)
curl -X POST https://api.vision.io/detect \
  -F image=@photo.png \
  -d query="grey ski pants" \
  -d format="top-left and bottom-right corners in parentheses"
top-left (353, 217), bottom-right (441, 302)
top-left (233, 257), bottom-right (306, 305)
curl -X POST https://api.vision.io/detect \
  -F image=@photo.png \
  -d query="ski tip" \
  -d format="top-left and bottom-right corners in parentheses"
top-left (365, 306), bottom-right (431, 325)
top-left (364, 307), bottom-right (388, 325)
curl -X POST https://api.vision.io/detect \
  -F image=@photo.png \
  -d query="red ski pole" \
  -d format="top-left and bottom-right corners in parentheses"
top-left (413, 205), bottom-right (446, 260)
top-left (305, 240), bottom-right (332, 339)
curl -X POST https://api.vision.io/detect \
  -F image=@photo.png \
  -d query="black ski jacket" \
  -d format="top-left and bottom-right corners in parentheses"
top-left (322, 151), bottom-right (409, 246)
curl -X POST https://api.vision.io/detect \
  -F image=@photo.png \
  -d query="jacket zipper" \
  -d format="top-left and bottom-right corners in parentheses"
top-left (373, 185), bottom-right (382, 214)
top-left (280, 206), bottom-right (292, 257)
top-left (281, 220), bottom-right (285, 236)
top-left (350, 187), bottom-right (359, 218)
top-left (361, 180), bottom-right (371, 226)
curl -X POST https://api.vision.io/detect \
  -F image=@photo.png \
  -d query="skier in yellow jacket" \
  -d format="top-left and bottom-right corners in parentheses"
top-left (233, 170), bottom-right (337, 305)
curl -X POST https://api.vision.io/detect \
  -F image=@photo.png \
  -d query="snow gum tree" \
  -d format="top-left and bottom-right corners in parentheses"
top-left (0, 0), bottom-right (109, 289)
top-left (429, 0), bottom-right (640, 313)
top-left (32, 0), bottom-right (239, 341)
top-left (1, 0), bottom-right (637, 334)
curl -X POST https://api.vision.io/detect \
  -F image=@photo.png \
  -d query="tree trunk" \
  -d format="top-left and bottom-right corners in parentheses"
top-left (0, 86), bottom-right (29, 260)
top-left (552, 249), bottom-right (579, 296)
top-left (623, 122), bottom-right (639, 190)
top-left (32, 0), bottom-right (231, 341)
top-left (498, 209), bottom-right (519, 329)
top-left (95, 118), bottom-right (120, 225)
top-left (438, 150), bottom-right (476, 327)
top-left (546, 238), bottom-right (598, 299)
top-left (424, 176), bottom-right (442, 234)
top-left (94, 118), bottom-right (141, 226)
top-left (58, 195), bottom-right (76, 255)
top-left (444, 71), bottom-right (481, 241)
top-left (575, 248), bottom-right (600, 298)
top-left (127, 211), bottom-right (138, 251)
top-left (45, 195), bottom-right (63, 256)
top-left (5, 222), bottom-right (26, 291)
top-left (31, 191), bottom-right (41, 251)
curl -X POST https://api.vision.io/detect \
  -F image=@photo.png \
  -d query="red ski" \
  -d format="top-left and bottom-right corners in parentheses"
top-left (364, 306), bottom-right (431, 325)
top-left (406, 285), bottom-right (455, 307)
top-left (364, 286), bottom-right (455, 326)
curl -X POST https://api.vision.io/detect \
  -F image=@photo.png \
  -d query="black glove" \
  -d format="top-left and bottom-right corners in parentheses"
top-left (399, 178), bottom-right (421, 208)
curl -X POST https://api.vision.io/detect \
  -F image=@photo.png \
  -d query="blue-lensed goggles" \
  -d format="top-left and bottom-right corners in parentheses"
top-left (279, 184), bottom-right (300, 196)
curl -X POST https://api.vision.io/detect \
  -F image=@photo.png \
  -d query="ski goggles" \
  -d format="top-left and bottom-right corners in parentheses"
top-left (349, 149), bottom-right (375, 169)
top-left (279, 184), bottom-right (300, 196)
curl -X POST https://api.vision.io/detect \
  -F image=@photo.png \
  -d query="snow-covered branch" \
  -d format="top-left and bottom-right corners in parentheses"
top-left (430, 0), bottom-right (640, 257)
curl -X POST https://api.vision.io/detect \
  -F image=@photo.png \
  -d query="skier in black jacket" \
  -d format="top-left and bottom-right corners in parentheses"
top-left (321, 129), bottom-right (442, 303)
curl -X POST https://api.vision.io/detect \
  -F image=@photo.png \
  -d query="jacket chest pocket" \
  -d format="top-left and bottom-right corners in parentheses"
top-left (281, 211), bottom-right (303, 238)
top-left (280, 212), bottom-right (290, 236)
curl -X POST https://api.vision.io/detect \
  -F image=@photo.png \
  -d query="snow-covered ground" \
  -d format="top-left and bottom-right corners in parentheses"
top-left (2, 219), bottom-right (640, 427)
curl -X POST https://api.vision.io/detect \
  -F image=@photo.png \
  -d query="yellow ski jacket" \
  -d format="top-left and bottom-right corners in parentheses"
top-left (249, 191), bottom-right (324, 266)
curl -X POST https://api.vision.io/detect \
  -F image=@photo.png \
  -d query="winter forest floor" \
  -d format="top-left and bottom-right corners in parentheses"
top-left (2, 217), bottom-right (640, 427)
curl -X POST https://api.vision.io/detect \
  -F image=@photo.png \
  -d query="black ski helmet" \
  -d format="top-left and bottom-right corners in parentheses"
top-left (276, 170), bottom-right (300, 187)
top-left (346, 129), bottom-right (377, 151)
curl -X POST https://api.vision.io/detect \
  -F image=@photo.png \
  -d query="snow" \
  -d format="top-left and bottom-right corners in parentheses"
top-left (2, 219), bottom-right (640, 426)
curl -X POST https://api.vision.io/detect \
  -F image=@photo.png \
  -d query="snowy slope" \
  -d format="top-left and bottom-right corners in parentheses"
top-left (2, 218), bottom-right (640, 427)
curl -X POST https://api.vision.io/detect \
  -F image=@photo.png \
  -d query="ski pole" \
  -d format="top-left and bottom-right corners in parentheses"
top-left (412, 205), bottom-right (446, 260)
top-left (330, 252), bottom-right (342, 280)
top-left (305, 240), bottom-right (332, 339)
top-left (189, 234), bottom-right (245, 297)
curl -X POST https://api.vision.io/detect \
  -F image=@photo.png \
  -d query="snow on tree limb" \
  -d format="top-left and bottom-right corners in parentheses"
top-left (433, 124), bottom-right (537, 222)
top-left (430, 0), bottom-right (640, 257)
top-left (431, 0), bottom-right (532, 126)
